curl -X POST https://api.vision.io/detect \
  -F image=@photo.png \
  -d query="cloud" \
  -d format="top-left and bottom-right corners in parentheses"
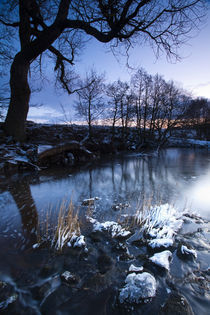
top-left (28, 106), bottom-right (64, 123)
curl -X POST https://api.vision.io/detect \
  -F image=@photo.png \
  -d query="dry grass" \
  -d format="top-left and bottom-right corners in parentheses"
top-left (53, 199), bottom-right (80, 250)
top-left (37, 199), bottom-right (81, 251)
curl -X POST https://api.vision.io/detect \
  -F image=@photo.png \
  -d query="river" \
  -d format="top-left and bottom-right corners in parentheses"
top-left (0, 148), bottom-right (209, 314)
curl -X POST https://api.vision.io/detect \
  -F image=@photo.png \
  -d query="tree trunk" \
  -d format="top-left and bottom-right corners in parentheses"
top-left (4, 53), bottom-right (31, 142)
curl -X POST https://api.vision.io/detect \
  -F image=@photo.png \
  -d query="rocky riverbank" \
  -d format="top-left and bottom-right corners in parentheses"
top-left (1, 122), bottom-right (209, 175)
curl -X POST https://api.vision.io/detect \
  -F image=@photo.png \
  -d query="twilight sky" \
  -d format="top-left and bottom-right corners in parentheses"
top-left (28, 8), bottom-right (210, 124)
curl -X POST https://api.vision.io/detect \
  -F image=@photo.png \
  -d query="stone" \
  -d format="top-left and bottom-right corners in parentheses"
top-left (160, 293), bottom-right (194, 315)
top-left (119, 272), bottom-right (156, 304)
top-left (61, 271), bottom-right (79, 284)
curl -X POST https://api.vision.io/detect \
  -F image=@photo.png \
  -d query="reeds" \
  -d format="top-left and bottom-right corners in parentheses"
top-left (37, 199), bottom-right (81, 251)
top-left (53, 199), bottom-right (80, 250)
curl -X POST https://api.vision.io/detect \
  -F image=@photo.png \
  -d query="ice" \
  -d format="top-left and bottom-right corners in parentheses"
top-left (149, 250), bottom-right (172, 270)
top-left (119, 272), bottom-right (156, 304)
top-left (181, 245), bottom-right (197, 259)
top-left (148, 238), bottom-right (174, 249)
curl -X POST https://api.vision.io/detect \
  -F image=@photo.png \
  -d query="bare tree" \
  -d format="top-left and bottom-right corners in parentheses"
top-left (74, 69), bottom-right (105, 138)
top-left (0, 0), bottom-right (205, 141)
top-left (106, 81), bottom-right (122, 139)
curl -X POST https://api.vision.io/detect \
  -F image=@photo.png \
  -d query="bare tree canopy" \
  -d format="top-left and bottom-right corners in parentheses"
top-left (0, 0), bottom-right (206, 141)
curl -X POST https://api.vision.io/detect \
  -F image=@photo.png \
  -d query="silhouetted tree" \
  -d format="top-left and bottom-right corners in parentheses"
top-left (74, 69), bottom-right (105, 138)
top-left (0, 0), bottom-right (205, 141)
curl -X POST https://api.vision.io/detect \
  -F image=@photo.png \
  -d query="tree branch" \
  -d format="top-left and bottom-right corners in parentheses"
top-left (0, 19), bottom-right (19, 27)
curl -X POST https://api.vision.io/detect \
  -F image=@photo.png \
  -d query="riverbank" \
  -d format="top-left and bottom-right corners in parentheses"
top-left (0, 122), bottom-right (209, 175)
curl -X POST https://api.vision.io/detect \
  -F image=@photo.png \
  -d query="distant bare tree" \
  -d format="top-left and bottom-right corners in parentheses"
top-left (74, 69), bottom-right (105, 138)
top-left (106, 81), bottom-right (122, 139)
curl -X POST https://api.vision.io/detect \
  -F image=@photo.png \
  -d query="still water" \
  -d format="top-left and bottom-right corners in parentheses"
top-left (0, 148), bottom-right (209, 313)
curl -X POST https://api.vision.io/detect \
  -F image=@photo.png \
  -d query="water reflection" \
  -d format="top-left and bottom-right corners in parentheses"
top-left (0, 148), bottom-right (209, 242)
top-left (184, 171), bottom-right (210, 219)
top-left (9, 180), bottom-right (38, 246)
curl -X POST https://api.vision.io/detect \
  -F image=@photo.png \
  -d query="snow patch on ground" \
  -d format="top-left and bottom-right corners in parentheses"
top-left (119, 272), bottom-right (156, 304)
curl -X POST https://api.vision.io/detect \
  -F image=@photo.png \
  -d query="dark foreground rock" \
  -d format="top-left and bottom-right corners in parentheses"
top-left (160, 293), bottom-right (194, 315)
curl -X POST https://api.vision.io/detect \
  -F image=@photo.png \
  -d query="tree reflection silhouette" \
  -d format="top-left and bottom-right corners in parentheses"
top-left (9, 180), bottom-right (38, 247)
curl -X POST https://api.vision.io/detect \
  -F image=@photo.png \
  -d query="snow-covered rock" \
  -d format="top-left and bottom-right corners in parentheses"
top-left (82, 197), bottom-right (100, 206)
top-left (90, 218), bottom-right (131, 239)
top-left (129, 264), bottom-right (143, 273)
top-left (181, 245), bottom-right (197, 259)
top-left (119, 272), bottom-right (156, 304)
top-left (148, 238), bottom-right (174, 249)
top-left (149, 250), bottom-right (172, 270)
top-left (61, 271), bottom-right (78, 284)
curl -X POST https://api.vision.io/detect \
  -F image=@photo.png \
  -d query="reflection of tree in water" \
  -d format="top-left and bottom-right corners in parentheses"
top-left (9, 180), bottom-right (38, 246)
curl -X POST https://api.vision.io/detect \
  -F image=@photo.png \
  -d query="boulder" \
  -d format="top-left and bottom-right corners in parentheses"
top-left (119, 272), bottom-right (156, 304)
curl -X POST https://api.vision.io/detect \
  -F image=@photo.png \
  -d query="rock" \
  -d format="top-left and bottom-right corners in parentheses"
top-left (91, 219), bottom-right (131, 239)
top-left (82, 198), bottom-right (95, 206)
top-left (0, 281), bottom-right (18, 311)
top-left (112, 203), bottom-right (130, 211)
top-left (160, 293), bottom-right (194, 315)
top-left (61, 271), bottom-right (79, 284)
top-left (118, 247), bottom-right (134, 261)
top-left (97, 250), bottom-right (113, 274)
top-left (66, 152), bottom-right (75, 165)
top-left (149, 250), bottom-right (172, 271)
top-left (128, 264), bottom-right (143, 273)
top-left (119, 272), bottom-right (156, 304)
top-left (148, 238), bottom-right (174, 250)
top-left (40, 284), bottom-right (73, 314)
top-left (177, 244), bottom-right (197, 260)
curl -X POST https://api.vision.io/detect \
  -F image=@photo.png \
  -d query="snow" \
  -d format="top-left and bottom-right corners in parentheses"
top-left (90, 218), bottom-right (131, 238)
top-left (55, 227), bottom-right (72, 250)
top-left (73, 235), bottom-right (86, 248)
top-left (129, 264), bottom-right (143, 273)
top-left (181, 245), bottom-right (197, 259)
top-left (148, 238), bottom-right (174, 249)
top-left (149, 250), bottom-right (172, 270)
top-left (32, 243), bottom-right (40, 249)
top-left (67, 234), bottom-right (86, 248)
top-left (61, 271), bottom-right (75, 282)
top-left (136, 204), bottom-right (183, 249)
top-left (119, 272), bottom-right (156, 304)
